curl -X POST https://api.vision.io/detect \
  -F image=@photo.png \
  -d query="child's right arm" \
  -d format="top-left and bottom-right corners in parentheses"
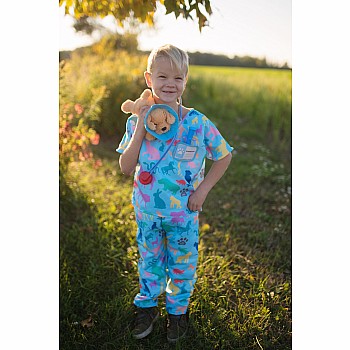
top-left (119, 106), bottom-right (149, 176)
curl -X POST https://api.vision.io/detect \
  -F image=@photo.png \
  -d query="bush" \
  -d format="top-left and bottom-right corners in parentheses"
top-left (59, 61), bottom-right (108, 172)
top-left (61, 48), bottom-right (148, 139)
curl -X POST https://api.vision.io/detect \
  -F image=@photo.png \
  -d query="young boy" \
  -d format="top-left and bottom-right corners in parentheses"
top-left (116, 44), bottom-right (233, 342)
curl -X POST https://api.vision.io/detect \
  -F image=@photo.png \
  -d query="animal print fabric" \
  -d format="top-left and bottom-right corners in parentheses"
top-left (116, 109), bottom-right (233, 217)
top-left (133, 209), bottom-right (199, 315)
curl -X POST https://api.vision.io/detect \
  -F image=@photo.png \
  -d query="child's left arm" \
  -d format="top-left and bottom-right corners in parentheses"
top-left (187, 152), bottom-right (232, 212)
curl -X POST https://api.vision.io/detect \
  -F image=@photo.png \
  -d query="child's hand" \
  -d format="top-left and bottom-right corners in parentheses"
top-left (187, 153), bottom-right (232, 212)
top-left (139, 105), bottom-right (151, 121)
top-left (134, 106), bottom-right (151, 137)
top-left (187, 188), bottom-right (208, 212)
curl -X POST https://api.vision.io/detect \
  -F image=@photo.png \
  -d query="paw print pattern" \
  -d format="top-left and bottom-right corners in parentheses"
top-left (180, 188), bottom-right (189, 197)
top-left (178, 237), bottom-right (188, 245)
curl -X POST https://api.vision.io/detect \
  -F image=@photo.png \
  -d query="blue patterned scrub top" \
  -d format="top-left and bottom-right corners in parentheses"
top-left (116, 109), bottom-right (233, 216)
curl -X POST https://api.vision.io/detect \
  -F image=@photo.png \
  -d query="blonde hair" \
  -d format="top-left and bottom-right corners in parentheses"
top-left (147, 44), bottom-right (189, 76)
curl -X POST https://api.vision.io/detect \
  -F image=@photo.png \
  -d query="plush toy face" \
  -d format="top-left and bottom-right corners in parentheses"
top-left (147, 108), bottom-right (176, 135)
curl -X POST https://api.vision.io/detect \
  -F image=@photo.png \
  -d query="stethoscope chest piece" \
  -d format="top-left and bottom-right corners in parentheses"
top-left (139, 171), bottom-right (153, 185)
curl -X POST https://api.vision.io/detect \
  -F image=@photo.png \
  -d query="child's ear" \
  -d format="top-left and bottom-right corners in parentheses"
top-left (144, 71), bottom-right (152, 88)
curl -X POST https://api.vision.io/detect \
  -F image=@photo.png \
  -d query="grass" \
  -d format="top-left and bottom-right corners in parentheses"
top-left (60, 66), bottom-right (291, 349)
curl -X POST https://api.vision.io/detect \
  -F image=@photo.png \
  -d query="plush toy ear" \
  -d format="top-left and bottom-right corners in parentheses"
top-left (121, 100), bottom-right (135, 114)
top-left (166, 112), bottom-right (176, 124)
top-left (141, 89), bottom-right (153, 100)
top-left (147, 118), bottom-right (157, 131)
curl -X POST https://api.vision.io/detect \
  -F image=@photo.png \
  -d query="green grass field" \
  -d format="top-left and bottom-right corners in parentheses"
top-left (60, 65), bottom-right (291, 349)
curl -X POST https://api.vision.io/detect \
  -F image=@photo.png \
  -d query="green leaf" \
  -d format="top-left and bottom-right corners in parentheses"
top-left (205, 0), bottom-right (213, 15)
top-left (164, 0), bottom-right (176, 15)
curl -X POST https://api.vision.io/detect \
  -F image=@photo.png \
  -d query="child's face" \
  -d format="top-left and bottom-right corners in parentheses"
top-left (144, 58), bottom-right (187, 106)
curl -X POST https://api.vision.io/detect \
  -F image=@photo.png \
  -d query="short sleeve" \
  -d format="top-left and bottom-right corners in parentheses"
top-left (203, 118), bottom-right (234, 161)
top-left (116, 116), bottom-right (137, 153)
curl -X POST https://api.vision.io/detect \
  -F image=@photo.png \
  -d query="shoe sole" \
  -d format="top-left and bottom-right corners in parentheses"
top-left (133, 313), bottom-right (159, 340)
top-left (167, 328), bottom-right (188, 343)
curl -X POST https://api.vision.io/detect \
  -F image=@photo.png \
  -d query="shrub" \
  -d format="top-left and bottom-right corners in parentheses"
top-left (62, 48), bottom-right (148, 139)
top-left (59, 61), bottom-right (108, 172)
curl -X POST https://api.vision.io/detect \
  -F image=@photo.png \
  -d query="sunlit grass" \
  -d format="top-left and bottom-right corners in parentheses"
top-left (185, 66), bottom-right (291, 161)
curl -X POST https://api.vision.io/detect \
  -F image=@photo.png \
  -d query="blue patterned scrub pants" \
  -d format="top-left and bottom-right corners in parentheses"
top-left (134, 209), bottom-right (199, 315)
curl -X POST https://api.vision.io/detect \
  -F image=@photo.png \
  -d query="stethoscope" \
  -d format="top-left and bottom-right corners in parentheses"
top-left (139, 98), bottom-right (183, 185)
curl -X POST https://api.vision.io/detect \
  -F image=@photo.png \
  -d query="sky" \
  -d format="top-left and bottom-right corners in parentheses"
top-left (59, 0), bottom-right (292, 67)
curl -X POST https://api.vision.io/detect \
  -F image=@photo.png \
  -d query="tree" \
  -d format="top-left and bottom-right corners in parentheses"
top-left (59, 0), bottom-right (212, 32)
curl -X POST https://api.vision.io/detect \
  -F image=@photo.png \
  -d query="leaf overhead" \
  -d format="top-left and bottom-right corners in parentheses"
top-left (59, 0), bottom-right (212, 31)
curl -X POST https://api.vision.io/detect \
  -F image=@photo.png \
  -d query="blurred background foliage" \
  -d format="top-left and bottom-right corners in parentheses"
top-left (60, 33), bottom-right (147, 144)
top-left (59, 31), bottom-right (291, 164)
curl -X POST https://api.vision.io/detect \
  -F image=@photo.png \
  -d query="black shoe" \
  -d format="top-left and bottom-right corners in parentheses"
top-left (167, 313), bottom-right (189, 343)
top-left (132, 306), bottom-right (159, 339)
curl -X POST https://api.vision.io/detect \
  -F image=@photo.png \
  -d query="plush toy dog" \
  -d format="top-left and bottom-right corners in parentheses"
top-left (121, 89), bottom-right (176, 141)
top-left (146, 108), bottom-right (176, 139)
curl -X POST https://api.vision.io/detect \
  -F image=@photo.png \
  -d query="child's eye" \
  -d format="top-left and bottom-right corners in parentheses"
top-left (158, 75), bottom-right (166, 79)
top-left (176, 77), bottom-right (183, 81)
